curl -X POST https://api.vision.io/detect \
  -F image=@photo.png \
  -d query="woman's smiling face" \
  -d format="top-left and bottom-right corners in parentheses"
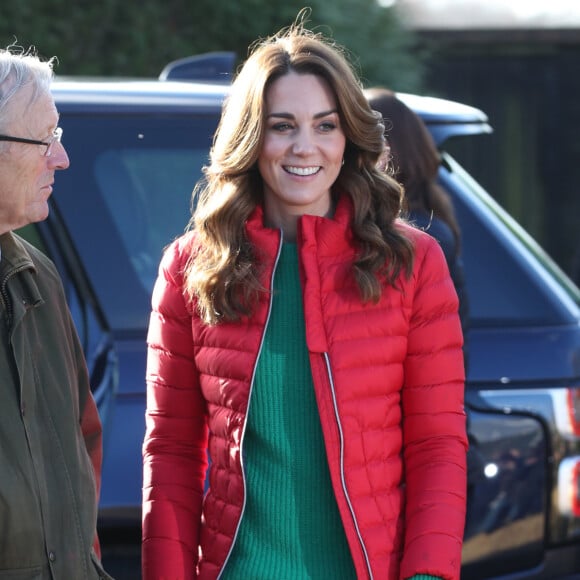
top-left (258, 71), bottom-right (346, 237)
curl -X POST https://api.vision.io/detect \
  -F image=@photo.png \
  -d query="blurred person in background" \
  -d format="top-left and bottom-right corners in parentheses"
top-left (365, 87), bottom-right (470, 366)
top-left (0, 45), bottom-right (112, 579)
top-left (143, 18), bottom-right (467, 580)
top-left (366, 87), bottom-right (484, 536)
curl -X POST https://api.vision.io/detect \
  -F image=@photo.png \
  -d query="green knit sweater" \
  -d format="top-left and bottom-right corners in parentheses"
top-left (221, 243), bottom-right (440, 580)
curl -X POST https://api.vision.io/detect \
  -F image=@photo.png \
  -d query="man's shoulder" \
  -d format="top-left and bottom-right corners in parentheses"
top-left (10, 232), bottom-right (57, 273)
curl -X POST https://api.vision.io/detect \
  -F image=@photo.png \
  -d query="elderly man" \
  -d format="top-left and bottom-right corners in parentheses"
top-left (0, 46), bottom-right (112, 579)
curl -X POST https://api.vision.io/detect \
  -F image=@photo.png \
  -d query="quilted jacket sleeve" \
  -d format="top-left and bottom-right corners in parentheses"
top-left (142, 237), bottom-right (209, 579)
top-left (400, 232), bottom-right (468, 580)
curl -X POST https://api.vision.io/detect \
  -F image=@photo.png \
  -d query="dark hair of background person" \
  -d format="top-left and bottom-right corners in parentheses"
top-left (365, 86), bottom-right (461, 245)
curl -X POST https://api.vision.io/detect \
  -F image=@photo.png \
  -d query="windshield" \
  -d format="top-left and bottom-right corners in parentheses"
top-left (52, 112), bottom-right (219, 331)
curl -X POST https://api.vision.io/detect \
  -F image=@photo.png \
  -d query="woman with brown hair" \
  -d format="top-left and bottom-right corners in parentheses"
top-left (142, 19), bottom-right (467, 580)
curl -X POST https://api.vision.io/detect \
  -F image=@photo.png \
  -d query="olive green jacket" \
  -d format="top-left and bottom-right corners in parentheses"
top-left (0, 232), bottom-right (112, 579)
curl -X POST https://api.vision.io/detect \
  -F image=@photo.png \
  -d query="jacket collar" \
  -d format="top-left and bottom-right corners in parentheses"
top-left (0, 233), bottom-right (42, 328)
top-left (244, 196), bottom-right (356, 354)
top-left (0, 232), bottom-right (36, 282)
top-left (245, 195), bottom-right (355, 251)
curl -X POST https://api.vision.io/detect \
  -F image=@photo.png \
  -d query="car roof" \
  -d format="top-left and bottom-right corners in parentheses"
top-left (52, 77), bottom-right (228, 113)
top-left (52, 76), bottom-right (492, 144)
top-left (397, 92), bottom-right (493, 144)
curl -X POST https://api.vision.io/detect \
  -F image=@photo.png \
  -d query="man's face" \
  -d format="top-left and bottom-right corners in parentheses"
top-left (0, 83), bottom-right (69, 234)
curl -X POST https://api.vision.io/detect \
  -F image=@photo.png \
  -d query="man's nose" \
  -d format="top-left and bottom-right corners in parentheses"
top-left (49, 140), bottom-right (70, 170)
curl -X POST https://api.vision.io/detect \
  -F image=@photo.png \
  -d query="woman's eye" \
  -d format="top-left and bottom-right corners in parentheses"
top-left (319, 121), bottom-right (337, 132)
top-left (271, 122), bottom-right (293, 132)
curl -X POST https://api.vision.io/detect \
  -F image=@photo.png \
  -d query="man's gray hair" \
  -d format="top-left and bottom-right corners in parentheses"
top-left (0, 43), bottom-right (56, 134)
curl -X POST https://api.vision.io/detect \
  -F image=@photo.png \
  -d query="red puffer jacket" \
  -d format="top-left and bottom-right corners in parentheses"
top-left (142, 197), bottom-right (468, 580)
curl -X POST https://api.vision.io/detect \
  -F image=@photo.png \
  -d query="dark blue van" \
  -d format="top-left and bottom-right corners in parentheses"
top-left (18, 61), bottom-right (580, 579)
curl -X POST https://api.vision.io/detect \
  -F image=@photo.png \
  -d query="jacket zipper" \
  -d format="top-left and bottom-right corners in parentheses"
top-left (1, 264), bottom-right (31, 329)
top-left (216, 232), bottom-right (284, 579)
top-left (323, 352), bottom-right (374, 580)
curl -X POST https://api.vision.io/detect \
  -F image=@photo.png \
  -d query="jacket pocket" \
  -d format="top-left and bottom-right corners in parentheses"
top-left (0, 564), bottom-right (45, 579)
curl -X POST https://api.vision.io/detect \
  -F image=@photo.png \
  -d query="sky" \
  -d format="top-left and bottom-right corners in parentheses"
top-left (391, 0), bottom-right (580, 29)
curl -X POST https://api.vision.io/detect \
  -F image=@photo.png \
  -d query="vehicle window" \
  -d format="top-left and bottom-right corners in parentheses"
top-left (94, 148), bottom-right (206, 292)
top-left (54, 112), bottom-right (218, 331)
top-left (441, 153), bottom-right (580, 327)
top-left (15, 223), bottom-right (111, 400)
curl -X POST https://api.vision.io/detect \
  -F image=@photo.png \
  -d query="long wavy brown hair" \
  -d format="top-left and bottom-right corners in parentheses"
top-left (185, 23), bottom-right (414, 325)
top-left (365, 86), bottom-right (461, 247)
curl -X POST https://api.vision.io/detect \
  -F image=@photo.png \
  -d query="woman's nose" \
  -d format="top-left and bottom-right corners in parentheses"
top-left (292, 129), bottom-right (316, 154)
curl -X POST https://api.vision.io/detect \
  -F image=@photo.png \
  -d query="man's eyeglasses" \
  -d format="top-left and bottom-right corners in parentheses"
top-left (0, 127), bottom-right (63, 157)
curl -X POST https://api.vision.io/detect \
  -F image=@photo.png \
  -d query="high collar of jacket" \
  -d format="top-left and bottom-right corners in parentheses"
top-left (245, 195), bottom-right (355, 256)
top-left (245, 196), bottom-right (357, 354)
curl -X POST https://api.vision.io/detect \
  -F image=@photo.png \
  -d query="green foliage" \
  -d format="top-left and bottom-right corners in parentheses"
top-left (0, 0), bottom-right (424, 91)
